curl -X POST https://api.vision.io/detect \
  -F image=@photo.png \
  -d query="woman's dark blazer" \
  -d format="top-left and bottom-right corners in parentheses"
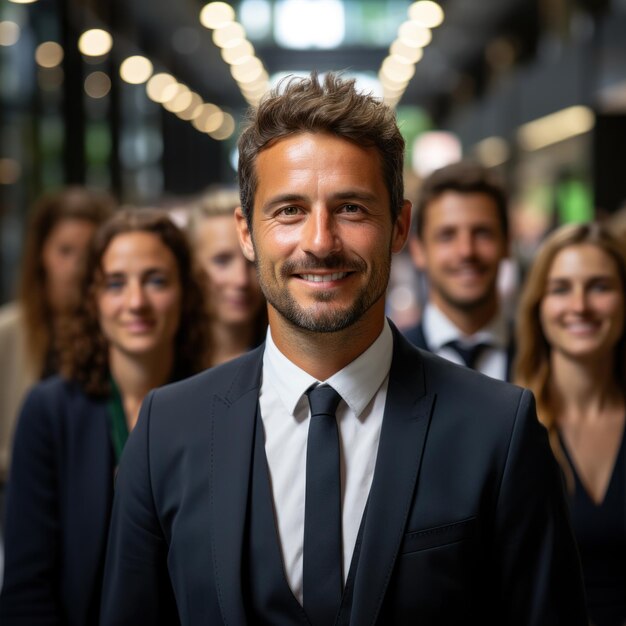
top-left (0, 376), bottom-right (113, 626)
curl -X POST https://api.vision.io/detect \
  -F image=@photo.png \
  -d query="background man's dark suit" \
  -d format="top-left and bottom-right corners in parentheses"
top-left (403, 320), bottom-right (517, 381)
top-left (100, 327), bottom-right (586, 625)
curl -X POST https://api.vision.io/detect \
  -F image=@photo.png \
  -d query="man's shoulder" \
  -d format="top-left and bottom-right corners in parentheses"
top-left (149, 344), bottom-right (264, 413)
top-left (395, 330), bottom-right (527, 422)
top-left (400, 321), bottom-right (428, 349)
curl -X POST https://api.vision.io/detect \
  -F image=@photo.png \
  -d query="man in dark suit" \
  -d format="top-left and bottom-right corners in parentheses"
top-left (404, 162), bottom-right (516, 380)
top-left (100, 73), bottom-right (586, 625)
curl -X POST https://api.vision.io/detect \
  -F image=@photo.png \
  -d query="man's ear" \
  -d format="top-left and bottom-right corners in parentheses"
top-left (235, 206), bottom-right (256, 262)
top-left (408, 232), bottom-right (427, 271)
top-left (391, 199), bottom-right (412, 254)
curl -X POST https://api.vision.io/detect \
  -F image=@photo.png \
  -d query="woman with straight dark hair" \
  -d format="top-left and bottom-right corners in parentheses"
top-left (0, 186), bottom-right (114, 481)
top-left (515, 222), bottom-right (626, 626)
top-left (0, 209), bottom-right (209, 625)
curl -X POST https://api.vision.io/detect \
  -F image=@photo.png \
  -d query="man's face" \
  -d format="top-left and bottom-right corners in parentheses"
top-left (410, 191), bottom-right (508, 313)
top-left (235, 132), bottom-right (410, 335)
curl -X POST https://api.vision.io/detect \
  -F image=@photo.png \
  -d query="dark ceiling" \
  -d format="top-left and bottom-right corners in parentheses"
top-left (101, 0), bottom-right (540, 121)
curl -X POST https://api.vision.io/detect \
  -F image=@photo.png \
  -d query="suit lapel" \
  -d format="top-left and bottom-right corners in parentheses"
top-left (350, 328), bottom-right (435, 626)
top-left (70, 396), bottom-right (113, 625)
top-left (210, 348), bottom-right (264, 626)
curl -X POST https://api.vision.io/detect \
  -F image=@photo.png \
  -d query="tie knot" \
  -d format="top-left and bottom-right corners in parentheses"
top-left (446, 339), bottom-right (490, 369)
top-left (307, 384), bottom-right (342, 418)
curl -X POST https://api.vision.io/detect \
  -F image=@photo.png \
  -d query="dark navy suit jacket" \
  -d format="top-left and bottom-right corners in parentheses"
top-left (0, 377), bottom-right (114, 626)
top-left (403, 321), bottom-right (517, 381)
top-left (100, 327), bottom-right (586, 625)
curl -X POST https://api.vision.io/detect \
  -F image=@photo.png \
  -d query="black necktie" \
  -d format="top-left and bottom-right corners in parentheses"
top-left (446, 340), bottom-right (489, 370)
top-left (304, 384), bottom-right (343, 626)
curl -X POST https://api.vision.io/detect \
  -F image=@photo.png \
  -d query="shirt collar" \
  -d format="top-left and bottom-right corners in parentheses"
top-left (263, 319), bottom-right (394, 419)
top-left (422, 302), bottom-right (509, 350)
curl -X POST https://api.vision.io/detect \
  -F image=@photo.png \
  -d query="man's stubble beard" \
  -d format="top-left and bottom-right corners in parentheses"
top-left (252, 246), bottom-right (392, 334)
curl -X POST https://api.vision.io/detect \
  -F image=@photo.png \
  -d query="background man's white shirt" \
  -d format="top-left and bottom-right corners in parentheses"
top-left (421, 302), bottom-right (509, 380)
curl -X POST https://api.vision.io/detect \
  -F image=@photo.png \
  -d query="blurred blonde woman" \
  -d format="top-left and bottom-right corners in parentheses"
top-left (188, 187), bottom-right (266, 366)
top-left (515, 222), bottom-right (626, 626)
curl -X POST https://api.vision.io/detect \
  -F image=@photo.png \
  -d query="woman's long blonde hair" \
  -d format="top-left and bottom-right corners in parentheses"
top-left (514, 222), bottom-right (626, 479)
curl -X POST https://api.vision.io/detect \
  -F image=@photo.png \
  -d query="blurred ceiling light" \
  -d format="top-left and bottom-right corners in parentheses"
top-left (209, 112), bottom-right (236, 140)
top-left (408, 1), bottom-right (444, 28)
top-left (275, 0), bottom-right (344, 49)
top-left (162, 85), bottom-right (190, 111)
top-left (221, 39), bottom-right (255, 64)
top-left (146, 72), bottom-right (177, 102)
top-left (381, 56), bottom-right (416, 83)
top-left (0, 158), bottom-right (21, 185)
top-left (78, 29), bottom-right (113, 57)
top-left (240, 80), bottom-right (268, 96)
top-left (8, 0), bottom-right (37, 4)
top-left (84, 71), bottom-right (111, 98)
top-left (177, 93), bottom-right (203, 120)
top-left (412, 131), bottom-right (462, 177)
top-left (517, 106), bottom-right (595, 151)
top-left (240, 0), bottom-right (271, 40)
top-left (204, 110), bottom-right (225, 133)
top-left (192, 103), bottom-right (222, 131)
top-left (231, 56), bottom-right (263, 83)
top-left (474, 136), bottom-right (510, 167)
top-left (167, 89), bottom-right (195, 113)
top-left (200, 2), bottom-right (236, 29)
top-left (120, 55), bottom-right (153, 84)
top-left (35, 41), bottom-right (64, 67)
top-left (378, 71), bottom-right (409, 90)
top-left (212, 22), bottom-right (246, 48)
top-left (390, 40), bottom-right (424, 64)
top-left (0, 21), bottom-right (20, 46)
top-left (162, 82), bottom-right (183, 103)
top-left (398, 21), bottom-right (431, 48)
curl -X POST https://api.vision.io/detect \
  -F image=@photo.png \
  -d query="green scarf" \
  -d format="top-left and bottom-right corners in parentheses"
top-left (107, 376), bottom-right (129, 465)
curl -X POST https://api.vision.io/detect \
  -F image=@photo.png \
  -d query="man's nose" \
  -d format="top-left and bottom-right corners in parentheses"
top-left (457, 232), bottom-right (476, 258)
top-left (301, 209), bottom-right (341, 257)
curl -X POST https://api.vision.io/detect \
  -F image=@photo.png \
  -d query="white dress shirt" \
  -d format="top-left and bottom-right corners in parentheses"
top-left (259, 320), bottom-right (393, 604)
top-left (421, 302), bottom-right (510, 380)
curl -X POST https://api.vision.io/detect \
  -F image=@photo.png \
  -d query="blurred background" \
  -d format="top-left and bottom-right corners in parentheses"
top-left (1, 0), bottom-right (626, 309)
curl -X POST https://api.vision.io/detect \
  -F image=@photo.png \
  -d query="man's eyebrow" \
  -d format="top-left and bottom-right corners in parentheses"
top-left (261, 190), bottom-right (379, 212)
top-left (261, 194), bottom-right (308, 213)
top-left (332, 190), bottom-right (378, 202)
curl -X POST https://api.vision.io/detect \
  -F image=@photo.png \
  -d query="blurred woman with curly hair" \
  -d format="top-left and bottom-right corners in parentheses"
top-left (0, 208), bottom-right (210, 625)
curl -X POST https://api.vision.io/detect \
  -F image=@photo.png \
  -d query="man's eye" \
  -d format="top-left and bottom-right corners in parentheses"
top-left (278, 206), bottom-right (300, 217)
top-left (104, 280), bottom-right (124, 290)
top-left (340, 204), bottom-right (361, 213)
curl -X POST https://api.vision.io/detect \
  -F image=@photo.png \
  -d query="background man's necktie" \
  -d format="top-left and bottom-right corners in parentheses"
top-left (304, 384), bottom-right (343, 626)
top-left (446, 340), bottom-right (490, 370)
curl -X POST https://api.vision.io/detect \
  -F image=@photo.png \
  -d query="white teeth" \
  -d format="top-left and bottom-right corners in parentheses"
top-left (301, 272), bottom-right (348, 282)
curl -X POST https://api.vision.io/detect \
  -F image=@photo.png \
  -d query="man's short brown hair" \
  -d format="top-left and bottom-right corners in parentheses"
top-left (237, 72), bottom-right (406, 227)
top-left (414, 161), bottom-right (508, 239)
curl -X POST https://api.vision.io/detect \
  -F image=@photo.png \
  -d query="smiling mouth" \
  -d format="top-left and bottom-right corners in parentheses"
top-left (298, 272), bottom-right (350, 282)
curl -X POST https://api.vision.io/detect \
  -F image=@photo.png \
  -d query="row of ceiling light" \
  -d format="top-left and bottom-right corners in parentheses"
top-left (31, 27), bottom-right (235, 141)
top-left (379, 1), bottom-right (445, 107)
top-left (199, 2), bottom-right (270, 107)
